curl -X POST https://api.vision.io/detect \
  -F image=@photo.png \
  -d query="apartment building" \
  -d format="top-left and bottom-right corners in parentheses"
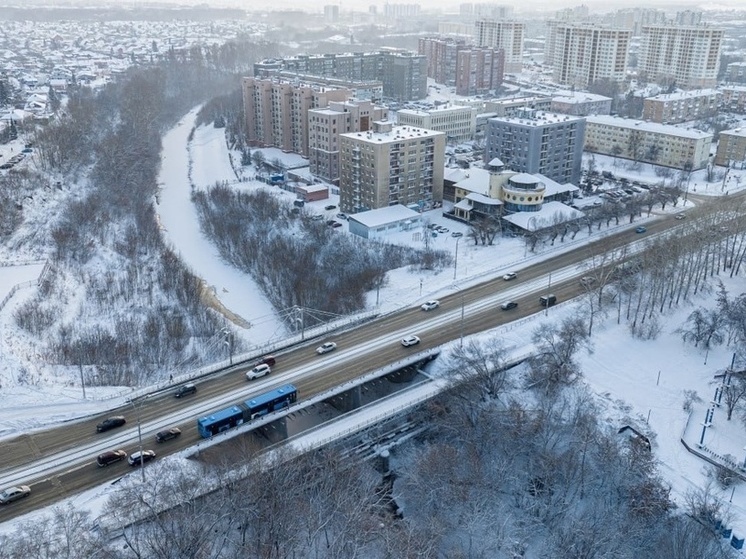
top-left (638, 24), bottom-right (724, 89)
top-left (419, 37), bottom-right (504, 95)
top-left (715, 129), bottom-right (746, 167)
top-left (550, 24), bottom-right (631, 89)
top-left (474, 20), bottom-right (525, 73)
top-left (642, 89), bottom-right (720, 124)
top-left (584, 115), bottom-right (712, 170)
top-left (396, 104), bottom-right (477, 143)
top-left (256, 50), bottom-right (427, 102)
top-left (338, 121), bottom-right (445, 213)
top-left (608, 8), bottom-right (667, 36)
top-left (460, 3), bottom-right (514, 19)
top-left (308, 99), bottom-right (388, 185)
top-left (550, 91), bottom-right (612, 116)
top-left (721, 86), bottom-right (746, 114)
top-left (484, 110), bottom-right (586, 185)
top-left (725, 62), bottom-right (746, 84)
top-left (241, 77), bottom-right (350, 156)
top-left (485, 95), bottom-right (552, 117)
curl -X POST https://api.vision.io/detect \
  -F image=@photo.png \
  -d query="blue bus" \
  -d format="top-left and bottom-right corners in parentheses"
top-left (197, 384), bottom-right (298, 438)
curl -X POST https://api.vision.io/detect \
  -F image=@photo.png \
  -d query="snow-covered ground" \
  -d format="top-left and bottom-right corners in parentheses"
top-left (3, 107), bottom-right (746, 544)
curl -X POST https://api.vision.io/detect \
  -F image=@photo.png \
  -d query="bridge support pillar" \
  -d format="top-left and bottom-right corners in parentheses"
top-left (387, 364), bottom-right (418, 383)
top-left (329, 385), bottom-right (362, 413)
top-left (260, 417), bottom-right (288, 443)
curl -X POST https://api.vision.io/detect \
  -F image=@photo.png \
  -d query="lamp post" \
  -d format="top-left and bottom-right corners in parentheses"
top-left (128, 398), bottom-right (146, 483)
top-left (544, 272), bottom-right (552, 316)
top-left (221, 328), bottom-right (233, 365)
top-left (453, 236), bottom-right (461, 280)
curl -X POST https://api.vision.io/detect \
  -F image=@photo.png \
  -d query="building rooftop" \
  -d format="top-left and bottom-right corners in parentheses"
top-left (552, 90), bottom-right (613, 104)
top-left (349, 204), bottom-right (421, 228)
top-left (397, 104), bottom-right (472, 117)
top-left (341, 125), bottom-right (444, 143)
top-left (586, 115), bottom-right (712, 140)
top-left (645, 89), bottom-right (719, 102)
top-left (492, 110), bottom-right (584, 126)
top-left (721, 128), bottom-right (746, 139)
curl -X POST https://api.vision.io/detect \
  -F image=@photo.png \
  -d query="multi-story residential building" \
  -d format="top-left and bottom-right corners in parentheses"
top-left (721, 86), bottom-right (746, 114)
top-left (338, 120), bottom-right (445, 213)
top-left (241, 76), bottom-right (350, 156)
top-left (396, 104), bottom-right (477, 143)
top-left (638, 24), bottom-right (724, 89)
top-left (725, 62), bottom-right (746, 84)
top-left (550, 24), bottom-right (631, 89)
top-left (642, 89), bottom-right (720, 124)
top-left (418, 37), bottom-right (504, 95)
top-left (551, 91), bottom-right (613, 116)
top-left (484, 110), bottom-right (586, 185)
top-left (384, 3), bottom-right (420, 18)
top-left (485, 95), bottom-right (552, 117)
top-left (675, 10), bottom-right (703, 26)
top-left (609, 8), bottom-right (667, 36)
top-left (584, 115), bottom-right (712, 170)
top-left (460, 3), bottom-right (514, 19)
top-left (323, 5), bottom-right (339, 21)
top-left (308, 99), bottom-right (388, 185)
top-left (253, 70), bottom-right (383, 104)
top-left (715, 128), bottom-right (746, 167)
top-left (255, 51), bottom-right (427, 102)
top-left (474, 20), bottom-right (524, 73)
top-left (438, 22), bottom-right (473, 36)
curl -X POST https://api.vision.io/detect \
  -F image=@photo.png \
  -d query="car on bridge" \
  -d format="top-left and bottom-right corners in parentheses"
top-left (635, 226), bottom-right (647, 234)
top-left (128, 450), bottom-right (156, 467)
top-left (316, 342), bottom-right (337, 355)
top-left (401, 335), bottom-right (420, 347)
top-left (96, 416), bottom-right (126, 433)
top-left (156, 427), bottom-right (182, 443)
top-left (500, 301), bottom-right (518, 310)
top-left (247, 363), bottom-right (271, 380)
top-left (502, 272), bottom-right (517, 281)
top-left (174, 383), bottom-right (197, 398)
top-left (421, 300), bottom-right (440, 311)
top-left (0, 485), bottom-right (31, 504)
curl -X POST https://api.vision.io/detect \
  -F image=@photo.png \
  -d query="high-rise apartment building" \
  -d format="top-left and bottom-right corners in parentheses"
top-left (418, 37), bottom-right (504, 95)
top-left (308, 99), bottom-right (388, 185)
top-left (639, 24), bottom-right (724, 89)
top-left (459, 3), bottom-right (514, 19)
top-left (474, 20), bottom-right (524, 73)
top-left (255, 50), bottom-right (427, 102)
top-left (384, 3), bottom-right (420, 18)
top-left (339, 121), bottom-right (445, 213)
top-left (241, 77), bottom-right (350, 156)
top-left (550, 24), bottom-right (631, 89)
top-left (485, 111), bottom-right (586, 185)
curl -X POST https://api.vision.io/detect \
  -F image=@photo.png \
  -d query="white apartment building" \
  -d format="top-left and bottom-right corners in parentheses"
top-left (551, 24), bottom-right (631, 89)
top-left (642, 89), bottom-right (720, 124)
top-left (396, 104), bottom-right (477, 143)
top-left (308, 99), bottom-right (388, 185)
top-left (639, 24), bottom-right (724, 89)
top-left (584, 115), bottom-right (712, 170)
top-left (339, 121), bottom-right (446, 213)
top-left (474, 20), bottom-right (525, 73)
top-left (550, 91), bottom-right (613, 116)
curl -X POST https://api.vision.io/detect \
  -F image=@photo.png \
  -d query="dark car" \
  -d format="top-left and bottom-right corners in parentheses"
top-left (156, 427), bottom-right (182, 443)
top-left (97, 450), bottom-right (127, 467)
top-left (257, 355), bottom-right (276, 367)
top-left (325, 204), bottom-right (337, 210)
top-left (174, 383), bottom-right (197, 398)
top-left (128, 450), bottom-right (156, 466)
top-left (96, 416), bottom-right (126, 433)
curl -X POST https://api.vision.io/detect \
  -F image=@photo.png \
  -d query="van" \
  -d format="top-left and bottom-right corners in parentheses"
top-left (540, 294), bottom-right (557, 307)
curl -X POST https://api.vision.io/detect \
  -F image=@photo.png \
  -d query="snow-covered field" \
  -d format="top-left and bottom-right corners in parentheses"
top-left (2, 107), bottom-right (746, 543)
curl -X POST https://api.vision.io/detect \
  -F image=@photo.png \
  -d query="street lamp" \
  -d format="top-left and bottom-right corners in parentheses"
top-left (128, 398), bottom-right (147, 483)
top-left (221, 328), bottom-right (233, 365)
top-left (453, 236), bottom-right (461, 280)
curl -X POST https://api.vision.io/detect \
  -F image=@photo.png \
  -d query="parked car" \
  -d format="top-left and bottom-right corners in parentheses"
top-left (326, 219), bottom-right (337, 226)
top-left (311, 215), bottom-right (324, 221)
top-left (675, 214), bottom-right (686, 220)
top-left (128, 450), bottom-right (156, 466)
top-left (421, 300), bottom-right (440, 311)
top-left (580, 276), bottom-right (596, 287)
top-left (635, 226), bottom-right (647, 234)
top-left (336, 213), bottom-right (348, 220)
top-left (97, 450), bottom-right (127, 467)
top-left (155, 427), bottom-right (182, 443)
top-left (316, 342), bottom-right (337, 355)
top-left (401, 335), bottom-right (421, 347)
top-left (96, 416), bottom-right (126, 433)
top-left (174, 383), bottom-right (197, 398)
top-left (451, 232), bottom-right (463, 238)
top-left (325, 204), bottom-right (337, 210)
top-left (502, 272), bottom-right (517, 281)
top-left (0, 485), bottom-right (31, 504)
top-left (500, 301), bottom-right (518, 310)
top-left (331, 221), bottom-right (343, 228)
top-left (247, 363), bottom-right (271, 380)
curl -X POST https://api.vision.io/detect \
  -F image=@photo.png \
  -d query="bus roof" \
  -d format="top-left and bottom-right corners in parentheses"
top-left (197, 405), bottom-right (243, 425)
top-left (245, 384), bottom-right (297, 408)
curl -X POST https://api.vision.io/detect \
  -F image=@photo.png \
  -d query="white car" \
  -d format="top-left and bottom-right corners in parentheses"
top-left (401, 335), bottom-right (421, 347)
top-left (0, 485), bottom-right (31, 504)
top-left (421, 300), bottom-right (440, 311)
top-left (503, 272), bottom-right (517, 281)
top-left (316, 342), bottom-right (337, 355)
top-left (246, 363), bottom-right (271, 380)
